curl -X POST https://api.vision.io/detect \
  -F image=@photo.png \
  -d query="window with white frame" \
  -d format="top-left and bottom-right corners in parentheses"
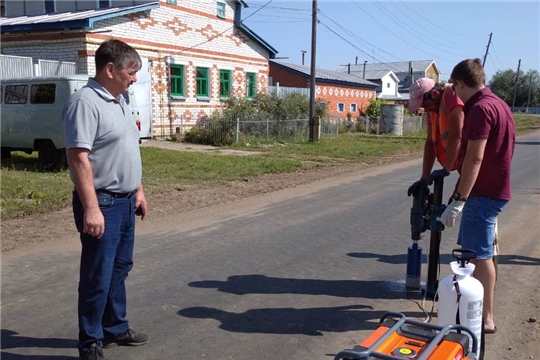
top-left (337, 103), bottom-right (345, 112)
top-left (387, 82), bottom-right (390, 88)
top-left (350, 103), bottom-right (357, 113)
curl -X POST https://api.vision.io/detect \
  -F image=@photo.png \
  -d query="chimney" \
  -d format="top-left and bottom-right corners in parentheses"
top-left (348, 63), bottom-right (350, 74)
top-left (355, 56), bottom-right (358, 65)
top-left (363, 61), bottom-right (367, 79)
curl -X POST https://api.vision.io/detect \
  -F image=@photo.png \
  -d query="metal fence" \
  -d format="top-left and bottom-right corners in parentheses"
top-left (38, 59), bottom-right (78, 76)
top-left (186, 116), bottom-right (340, 145)
top-left (403, 116), bottom-right (424, 133)
top-left (0, 54), bottom-right (78, 78)
top-left (0, 55), bottom-right (33, 78)
top-left (269, 85), bottom-right (310, 97)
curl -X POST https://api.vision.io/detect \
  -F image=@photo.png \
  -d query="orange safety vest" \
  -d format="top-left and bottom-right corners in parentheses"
top-left (426, 94), bottom-right (458, 171)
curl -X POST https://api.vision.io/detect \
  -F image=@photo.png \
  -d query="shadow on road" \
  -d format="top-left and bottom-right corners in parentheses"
top-left (178, 305), bottom-right (425, 335)
top-left (189, 274), bottom-right (415, 299)
top-left (348, 252), bottom-right (540, 267)
top-left (0, 352), bottom-right (77, 360)
top-left (515, 141), bottom-right (540, 145)
top-left (498, 254), bottom-right (540, 266)
top-left (1, 329), bottom-right (77, 350)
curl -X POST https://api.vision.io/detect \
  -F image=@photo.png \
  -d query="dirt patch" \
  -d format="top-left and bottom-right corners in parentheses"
top-left (1, 146), bottom-right (422, 253)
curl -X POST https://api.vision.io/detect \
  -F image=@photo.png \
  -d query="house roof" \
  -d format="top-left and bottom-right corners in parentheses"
top-left (271, 60), bottom-right (378, 88)
top-left (238, 23), bottom-right (278, 58)
top-left (336, 60), bottom-right (438, 76)
top-left (0, 2), bottom-right (160, 32)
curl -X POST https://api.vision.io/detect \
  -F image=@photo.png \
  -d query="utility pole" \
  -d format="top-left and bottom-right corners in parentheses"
top-left (526, 73), bottom-right (533, 114)
top-left (308, 0), bottom-right (317, 142)
top-left (482, 32), bottom-right (492, 67)
top-left (301, 50), bottom-right (307, 66)
top-left (512, 59), bottom-right (521, 112)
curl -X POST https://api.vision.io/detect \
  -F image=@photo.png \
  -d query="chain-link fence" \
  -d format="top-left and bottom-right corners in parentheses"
top-left (184, 116), bottom-right (340, 145)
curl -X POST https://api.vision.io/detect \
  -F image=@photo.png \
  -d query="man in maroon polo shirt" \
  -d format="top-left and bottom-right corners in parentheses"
top-left (439, 58), bottom-right (515, 334)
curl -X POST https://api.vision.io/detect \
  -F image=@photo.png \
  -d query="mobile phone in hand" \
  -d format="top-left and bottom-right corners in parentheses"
top-left (135, 205), bottom-right (143, 216)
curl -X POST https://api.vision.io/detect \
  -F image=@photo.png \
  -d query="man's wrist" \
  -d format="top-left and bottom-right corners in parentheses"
top-left (452, 192), bottom-right (467, 202)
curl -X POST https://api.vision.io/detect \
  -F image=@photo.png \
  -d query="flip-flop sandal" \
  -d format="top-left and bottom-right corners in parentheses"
top-left (484, 326), bottom-right (497, 334)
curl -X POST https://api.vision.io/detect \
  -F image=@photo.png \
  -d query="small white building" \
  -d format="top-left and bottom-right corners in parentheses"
top-left (337, 60), bottom-right (440, 101)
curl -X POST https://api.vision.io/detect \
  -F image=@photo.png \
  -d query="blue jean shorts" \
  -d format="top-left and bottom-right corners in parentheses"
top-left (457, 196), bottom-right (508, 260)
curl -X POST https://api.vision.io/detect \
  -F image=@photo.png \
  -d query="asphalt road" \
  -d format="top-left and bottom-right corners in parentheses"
top-left (2, 131), bottom-right (539, 360)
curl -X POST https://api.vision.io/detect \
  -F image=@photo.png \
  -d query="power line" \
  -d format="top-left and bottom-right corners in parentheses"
top-left (318, 10), bottom-right (401, 63)
top-left (389, 1), bottom-right (478, 48)
top-left (172, 0), bottom-right (275, 55)
top-left (348, 0), bottom-right (454, 62)
top-left (395, 0), bottom-right (484, 38)
top-left (318, 20), bottom-right (404, 74)
top-left (368, 1), bottom-right (471, 58)
top-left (489, 42), bottom-right (504, 69)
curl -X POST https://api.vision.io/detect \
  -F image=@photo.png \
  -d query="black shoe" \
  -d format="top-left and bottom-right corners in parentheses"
top-left (79, 343), bottom-right (106, 360)
top-left (103, 328), bottom-right (149, 348)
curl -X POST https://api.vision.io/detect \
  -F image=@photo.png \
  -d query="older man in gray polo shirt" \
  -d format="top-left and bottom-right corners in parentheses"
top-left (63, 39), bottom-right (148, 360)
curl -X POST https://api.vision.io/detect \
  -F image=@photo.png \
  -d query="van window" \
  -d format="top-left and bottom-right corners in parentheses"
top-left (5, 85), bottom-right (28, 104)
top-left (31, 84), bottom-right (56, 104)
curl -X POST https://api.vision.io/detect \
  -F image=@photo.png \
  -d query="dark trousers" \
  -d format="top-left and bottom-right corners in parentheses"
top-left (73, 191), bottom-right (135, 350)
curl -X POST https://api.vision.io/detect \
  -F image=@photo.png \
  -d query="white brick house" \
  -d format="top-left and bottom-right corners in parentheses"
top-left (0, 0), bottom-right (278, 138)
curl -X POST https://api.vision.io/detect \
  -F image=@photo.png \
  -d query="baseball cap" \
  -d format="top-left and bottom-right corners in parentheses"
top-left (407, 77), bottom-right (436, 113)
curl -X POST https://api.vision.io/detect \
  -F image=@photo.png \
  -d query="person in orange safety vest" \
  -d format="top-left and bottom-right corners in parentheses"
top-left (406, 77), bottom-right (465, 196)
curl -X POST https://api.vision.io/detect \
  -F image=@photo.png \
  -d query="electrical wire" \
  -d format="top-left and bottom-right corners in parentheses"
top-left (318, 21), bottom-right (404, 74)
top-left (348, 0), bottom-right (455, 62)
top-left (170, 0), bottom-right (275, 56)
top-left (394, 0), bottom-right (484, 38)
top-left (318, 10), bottom-right (402, 63)
top-left (368, 1), bottom-right (472, 59)
top-left (388, 1), bottom-right (476, 48)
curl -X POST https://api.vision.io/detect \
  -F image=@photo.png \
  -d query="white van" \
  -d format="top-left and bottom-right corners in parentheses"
top-left (0, 75), bottom-right (141, 171)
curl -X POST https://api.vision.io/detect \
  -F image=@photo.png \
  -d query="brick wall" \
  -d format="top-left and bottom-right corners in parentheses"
top-left (0, 0), bottom-right (272, 137)
top-left (270, 65), bottom-right (376, 118)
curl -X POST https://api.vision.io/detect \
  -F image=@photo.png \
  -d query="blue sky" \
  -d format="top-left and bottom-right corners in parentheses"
top-left (242, 1), bottom-right (540, 82)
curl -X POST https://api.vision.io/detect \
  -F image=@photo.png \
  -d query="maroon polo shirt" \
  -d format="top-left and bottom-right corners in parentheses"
top-left (457, 87), bottom-right (515, 200)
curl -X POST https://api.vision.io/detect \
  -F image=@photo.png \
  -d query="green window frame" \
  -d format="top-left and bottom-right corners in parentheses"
top-left (220, 70), bottom-right (231, 98)
top-left (246, 72), bottom-right (256, 99)
top-left (196, 67), bottom-right (209, 97)
top-left (170, 64), bottom-right (184, 97)
top-left (217, 2), bottom-right (226, 18)
top-left (166, 0), bottom-right (177, 4)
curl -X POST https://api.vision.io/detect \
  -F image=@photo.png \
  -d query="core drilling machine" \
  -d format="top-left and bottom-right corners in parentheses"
top-left (406, 178), bottom-right (446, 298)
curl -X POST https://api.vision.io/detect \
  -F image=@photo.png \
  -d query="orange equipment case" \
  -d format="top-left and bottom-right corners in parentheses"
top-left (334, 312), bottom-right (478, 360)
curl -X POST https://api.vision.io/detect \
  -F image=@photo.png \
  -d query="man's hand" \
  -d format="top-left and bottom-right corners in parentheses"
top-left (407, 179), bottom-right (429, 197)
top-left (437, 200), bottom-right (465, 228)
top-left (428, 168), bottom-right (450, 184)
top-left (83, 207), bottom-right (105, 239)
top-left (134, 189), bottom-right (147, 220)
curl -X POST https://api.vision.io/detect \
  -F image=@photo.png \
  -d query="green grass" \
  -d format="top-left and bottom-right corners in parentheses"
top-left (2, 116), bottom-right (537, 221)
top-left (0, 149), bottom-right (307, 220)
top-left (514, 114), bottom-right (540, 132)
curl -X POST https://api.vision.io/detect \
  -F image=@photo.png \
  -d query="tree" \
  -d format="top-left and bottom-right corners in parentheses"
top-left (488, 69), bottom-right (540, 107)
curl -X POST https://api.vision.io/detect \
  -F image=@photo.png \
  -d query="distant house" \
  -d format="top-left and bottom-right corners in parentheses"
top-left (363, 70), bottom-right (401, 100)
top-left (0, 0), bottom-right (277, 138)
top-left (269, 60), bottom-right (378, 118)
top-left (336, 60), bottom-right (440, 100)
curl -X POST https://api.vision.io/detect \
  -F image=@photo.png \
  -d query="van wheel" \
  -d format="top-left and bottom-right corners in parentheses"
top-left (1, 147), bottom-right (12, 159)
top-left (38, 141), bottom-right (61, 171)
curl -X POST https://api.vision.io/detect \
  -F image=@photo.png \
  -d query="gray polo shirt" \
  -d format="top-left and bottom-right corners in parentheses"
top-left (63, 78), bottom-right (142, 193)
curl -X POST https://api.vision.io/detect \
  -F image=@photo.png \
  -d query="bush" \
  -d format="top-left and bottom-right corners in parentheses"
top-left (183, 116), bottom-right (235, 146)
